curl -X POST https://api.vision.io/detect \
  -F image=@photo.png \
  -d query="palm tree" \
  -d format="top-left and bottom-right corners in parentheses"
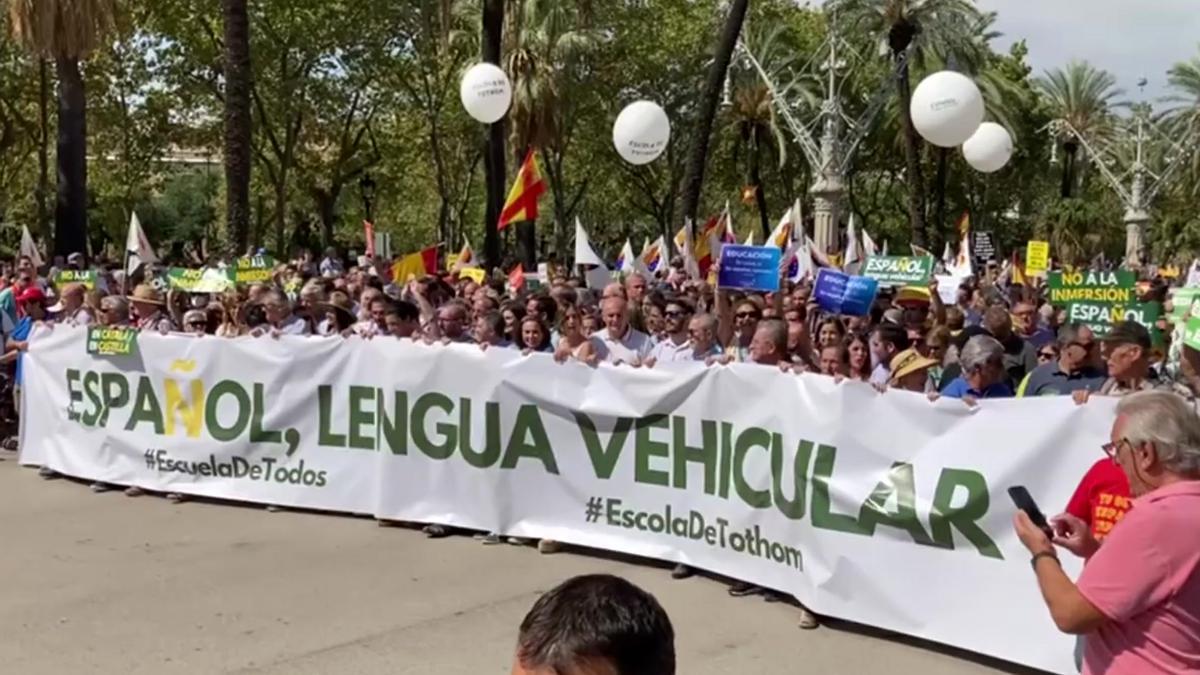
top-left (1036, 60), bottom-right (1122, 198)
top-left (831, 0), bottom-right (981, 247)
top-left (724, 24), bottom-right (795, 239)
top-left (506, 0), bottom-right (598, 262)
top-left (678, 0), bottom-right (750, 244)
top-left (223, 0), bottom-right (252, 254)
top-left (482, 0), bottom-right (505, 273)
top-left (9, 0), bottom-right (115, 259)
top-left (1162, 48), bottom-right (1200, 199)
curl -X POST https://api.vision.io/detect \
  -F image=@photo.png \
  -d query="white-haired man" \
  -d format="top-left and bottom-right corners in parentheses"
top-left (1015, 390), bottom-right (1200, 674)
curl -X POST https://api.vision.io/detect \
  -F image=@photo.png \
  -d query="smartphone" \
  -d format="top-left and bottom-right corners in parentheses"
top-left (1008, 486), bottom-right (1053, 537)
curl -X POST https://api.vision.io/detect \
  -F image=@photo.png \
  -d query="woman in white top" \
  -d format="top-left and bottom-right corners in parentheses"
top-left (553, 303), bottom-right (597, 365)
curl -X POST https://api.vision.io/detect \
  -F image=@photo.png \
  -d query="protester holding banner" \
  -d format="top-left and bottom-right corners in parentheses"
top-left (48, 283), bottom-right (93, 325)
top-left (939, 335), bottom-right (1014, 400)
top-left (592, 297), bottom-right (652, 364)
top-left (1018, 324), bottom-right (1106, 397)
top-left (868, 323), bottom-right (909, 385)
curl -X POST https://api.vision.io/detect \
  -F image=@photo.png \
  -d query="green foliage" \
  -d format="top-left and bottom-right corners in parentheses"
top-left (2, 0), bottom-right (1200, 264)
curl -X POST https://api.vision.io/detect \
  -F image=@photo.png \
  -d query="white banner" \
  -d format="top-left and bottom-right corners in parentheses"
top-left (20, 326), bottom-right (1114, 674)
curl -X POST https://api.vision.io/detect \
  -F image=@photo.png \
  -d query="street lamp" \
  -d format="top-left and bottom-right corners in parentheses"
top-left (359, 172), bottom-right (377, 224)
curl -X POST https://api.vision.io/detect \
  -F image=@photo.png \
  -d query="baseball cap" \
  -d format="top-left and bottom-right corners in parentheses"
top-left (1101, 321), bottom-right (1151, 350)
top-left (16, 286), bottom-right (46, 305)
top-left (67, 252), bottom-right (84, 264)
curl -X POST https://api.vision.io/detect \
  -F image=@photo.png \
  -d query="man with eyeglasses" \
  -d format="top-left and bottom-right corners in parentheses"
top-left (1013, 300), bottom-right (1054, 350)
top-left (1014, 391), bottom-right (1200, 674)
top-left (1017, 323), bottom-right (1106, 397)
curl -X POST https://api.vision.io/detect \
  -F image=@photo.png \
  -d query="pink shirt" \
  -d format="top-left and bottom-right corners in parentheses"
top-left (1078, 480), bottom-right (1200, 674)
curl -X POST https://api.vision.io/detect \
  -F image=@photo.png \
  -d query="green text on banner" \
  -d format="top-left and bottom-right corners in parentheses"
top-left (19, 326), bottom-right (1112, 675)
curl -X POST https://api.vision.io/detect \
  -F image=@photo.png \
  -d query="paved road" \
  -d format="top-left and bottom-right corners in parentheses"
top-left (0, 455), bottom-right (1028, 675)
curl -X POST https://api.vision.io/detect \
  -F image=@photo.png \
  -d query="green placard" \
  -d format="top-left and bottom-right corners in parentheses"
top-left (1065, 301), bottom-right (1162, 344)
top-left (1169, 287), bottom-right (1200, 324)
top-left (167, 267), bottom-right (236, 293)
top-left (86, 326), bottom-right (138, 356)
top-left (235, 255), bottom-right (276, 284)
top-left (54, 269), bottom-right (97, 289)
top-left (862, 255), bottom-right (933, 286)
top-left (1047, 269), bottom-right (1136, 305)
top-left (1185, 317), bottom-right (1200, 351)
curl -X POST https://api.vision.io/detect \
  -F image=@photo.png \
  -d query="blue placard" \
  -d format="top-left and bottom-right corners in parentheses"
top-left (813, 268), bottom-right (879, 316)
top-left (718, 245), bottom-right (781, 292)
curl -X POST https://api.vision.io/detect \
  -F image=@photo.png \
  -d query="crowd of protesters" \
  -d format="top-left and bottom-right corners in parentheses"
top-left (4, 244), bottom-right (1200, 666)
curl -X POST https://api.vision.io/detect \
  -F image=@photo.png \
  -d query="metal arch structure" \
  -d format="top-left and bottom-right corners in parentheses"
top-left (1048, 106), bottom-right (1198, 267)
top-left (731, 17), bottom-right (902, 255)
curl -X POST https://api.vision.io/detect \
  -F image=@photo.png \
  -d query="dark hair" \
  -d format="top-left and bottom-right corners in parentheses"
top-left (390, 299), bottom-right (419, 323)
top-left (871, 322), bottom-right (910, 352)
top-left (529, 294), bottom-right (558, 324)
top-left (846, 331), bottom-right (872, 380)
top-left (479, 310), bottom-right (505, 337)
top-left (519, 316), bottom-right (553, 351)
top-left (517, 574), bottom-right (675, 675)
top-left (244, 303), bottom-right (268, 329)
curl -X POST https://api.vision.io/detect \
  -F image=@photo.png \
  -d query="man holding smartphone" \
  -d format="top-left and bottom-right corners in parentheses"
top-left (1013, 390), bottom-right (1200, 674)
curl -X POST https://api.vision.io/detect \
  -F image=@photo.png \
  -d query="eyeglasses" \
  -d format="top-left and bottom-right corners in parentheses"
top-left (1101, 438), bottom-right (1130, 460)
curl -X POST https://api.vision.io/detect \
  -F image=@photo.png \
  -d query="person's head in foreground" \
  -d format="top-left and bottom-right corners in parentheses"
top-left (1108, 390), bottom-right (1200, 497)
top-left (511, 574), bottom-right (675, 675)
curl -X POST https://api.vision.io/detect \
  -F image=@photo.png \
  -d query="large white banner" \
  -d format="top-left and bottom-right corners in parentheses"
top-left (21, 326), bottom-right (1115, 673)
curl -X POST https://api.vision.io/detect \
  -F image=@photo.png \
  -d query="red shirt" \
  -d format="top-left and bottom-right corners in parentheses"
top-left (1066, 458), bottom-right (1132, 540)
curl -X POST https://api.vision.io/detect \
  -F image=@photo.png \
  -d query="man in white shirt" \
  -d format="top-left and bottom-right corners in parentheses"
top-left (647, 298), bottom-right (693, 363)
top-left (592, 297), bottom-right (652, 365)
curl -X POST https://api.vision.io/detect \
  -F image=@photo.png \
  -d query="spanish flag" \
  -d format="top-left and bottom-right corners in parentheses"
top-left (499, 150), bottom-right (547, 231)
top-left (391, 245), bottom-right (440, 283)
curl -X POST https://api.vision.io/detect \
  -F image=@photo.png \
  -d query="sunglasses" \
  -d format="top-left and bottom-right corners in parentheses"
top-left (1038, 351), bottom-right (1055, 360)
top-left (1072, 341), bottom-right (1095, 352)
top-left (735, 311), bottom-right (760, 319)
top-left (664, 310), bottom-right (689, 318)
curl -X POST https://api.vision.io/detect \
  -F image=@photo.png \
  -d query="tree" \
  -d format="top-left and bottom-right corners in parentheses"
top-left (1163, 48), bottom-right (1200, 199)
top-left (833, 0), bottom-right (982, 248)
top-left (223, 0), bottom-right (252, 253)
top-left (723, 23), bottom-right (795, 239)
top-left (1036, 60), bottom-right (1122, 198)
top-left (678, 0), bottom-right (750, 243)
top-left (8, 0), bottom-right (116, 258)
top-left (506, 0), bottom-right (599, 262)
top-left (482, 0), bottom-right (505, 272)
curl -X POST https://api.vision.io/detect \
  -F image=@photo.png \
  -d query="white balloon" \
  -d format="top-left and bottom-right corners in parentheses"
top-left (909, 71), bottom-right (984, 148)
top-left (612, 101), bottom-right (671, 165)
top-left (962, 122), bottom-right (1014, 173)
top-left (460, 63), bottom-right (512, 124)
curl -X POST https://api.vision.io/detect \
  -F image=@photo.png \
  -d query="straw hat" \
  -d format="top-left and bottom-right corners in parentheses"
top-left (889, 348), bottom-right (939, 384)
top-left (130, 284), bottom-right (164, 305)
top-left (318, 291), bottom-right (357, 327)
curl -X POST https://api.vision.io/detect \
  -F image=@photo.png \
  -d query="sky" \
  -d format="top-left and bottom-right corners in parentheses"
top-left (977, 0), bottom-right (1200, 101)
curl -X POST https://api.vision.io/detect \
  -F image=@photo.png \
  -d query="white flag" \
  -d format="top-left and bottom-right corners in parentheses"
top-left (573, 217), bottom-right (605, 268)
top-left (125, 211), bottom-right (158, 275)
top-left (20, 224), bottom-right (43, 269)
top-left (843, 214), bottom-right (860, 271)
top-left (743, 232), bottom-right (754, 246)
top-left (616, 239), bottom-right (646, 275)
top-left (1186, 259), bottom-right (1200, 288)
top-left (789, 241), bottom-right (812, 282)
top-left (881, 239), bottom-right (889, 256)
top-left (941, 241), bottom-right (955, 267)
top-left (862, 228), bottom-right (878, 258)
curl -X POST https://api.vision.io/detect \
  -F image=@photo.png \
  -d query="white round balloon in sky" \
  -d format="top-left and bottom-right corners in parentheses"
top-left (909, 71), bottom-right (985, 148)
top-left (612, 101), bottom-right (671, 165)
top-left (459, 63), bottom-right (512, 124)
top-left (962, 122), bottom-right (1014, 173)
